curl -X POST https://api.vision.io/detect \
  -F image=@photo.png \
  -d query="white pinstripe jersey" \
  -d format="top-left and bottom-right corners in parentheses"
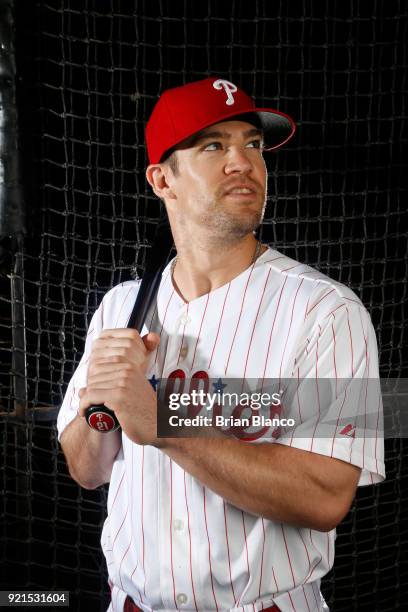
top-left (57, 247), bottom-right (385, 612)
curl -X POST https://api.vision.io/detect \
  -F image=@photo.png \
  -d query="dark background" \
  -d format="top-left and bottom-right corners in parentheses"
top-left (0, 1), bottom-right (407, 610)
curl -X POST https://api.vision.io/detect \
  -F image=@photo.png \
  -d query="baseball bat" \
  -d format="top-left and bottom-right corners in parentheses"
top-left (85, 210), bottom-right (174, 432)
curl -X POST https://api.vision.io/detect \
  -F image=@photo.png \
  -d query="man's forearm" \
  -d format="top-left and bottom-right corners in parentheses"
top-left (61, 415), bottom-right (121, 489)
top-left (159, 436), bottom-right (360, 531)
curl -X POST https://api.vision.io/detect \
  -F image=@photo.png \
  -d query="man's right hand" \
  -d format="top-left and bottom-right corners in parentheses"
top-left (78, 329), bottom-right (161, 445)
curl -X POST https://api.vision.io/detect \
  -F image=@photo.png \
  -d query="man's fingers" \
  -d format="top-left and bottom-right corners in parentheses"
top-left (87, 372), bottom-right (136, 388)
top-left (142, 332), bottom-right (160, 353)
top-left (91, 346), bottom-right (137, 360)
top-left (93, 337), bottom-right (137, 350)
top-left (87, 361), bottom-right (133, 377)
top-left (98, 328), bottom-right (144, 344)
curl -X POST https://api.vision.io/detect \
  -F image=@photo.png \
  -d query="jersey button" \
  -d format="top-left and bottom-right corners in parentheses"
top-left (179, 346), bottom-right (188, 359)
top-left (173, 519), bottom-right (184, 531)
top-left (176, 593), bottom-right (188, 605)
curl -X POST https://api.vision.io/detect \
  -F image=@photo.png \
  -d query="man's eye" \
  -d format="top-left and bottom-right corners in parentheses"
top-left (203, 142), bottom-right (221, 151)
top-left (246, 140), bottom-right (263, 149)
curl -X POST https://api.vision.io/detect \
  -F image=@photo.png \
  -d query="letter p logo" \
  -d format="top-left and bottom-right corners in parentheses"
top-left (213, 79), bottom-right (238, 106)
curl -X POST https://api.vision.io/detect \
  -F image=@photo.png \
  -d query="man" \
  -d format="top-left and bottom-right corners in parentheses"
top-left (57, 77), bottom-right (385, 612)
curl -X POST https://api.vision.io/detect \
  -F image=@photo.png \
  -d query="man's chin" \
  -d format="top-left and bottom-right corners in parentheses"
top-left (207, 214), bottom-right (262, 240)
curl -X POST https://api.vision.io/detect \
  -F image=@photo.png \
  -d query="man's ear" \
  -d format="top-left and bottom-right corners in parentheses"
top-left (146, 164), bottom-right (176, 200)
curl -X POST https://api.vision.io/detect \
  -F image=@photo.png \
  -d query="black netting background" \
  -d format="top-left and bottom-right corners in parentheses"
top-left (0, 1), bottom-right (407, 611)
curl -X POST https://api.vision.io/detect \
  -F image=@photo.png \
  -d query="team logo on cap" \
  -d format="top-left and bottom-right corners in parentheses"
top-left (213, 79), bottom-right (238, 106)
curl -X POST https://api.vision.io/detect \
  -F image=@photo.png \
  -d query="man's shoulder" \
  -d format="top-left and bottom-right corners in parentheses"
top-left (99, 279), bottom-right (142, 326)
top-left (262, 248), bottom-right (366, 315)
top-left (103, 278), bottom-right (141, 300)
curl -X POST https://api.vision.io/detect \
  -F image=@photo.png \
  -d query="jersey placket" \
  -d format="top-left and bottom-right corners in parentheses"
top-left (158, 301), bottom-right (203, 609)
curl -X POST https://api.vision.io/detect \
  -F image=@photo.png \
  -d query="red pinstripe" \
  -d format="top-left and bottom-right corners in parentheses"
top-left (129, 555), bottom-right (142, 603)
top-left (258, 518), bottom-right (266, 598)
top-left (374, 393), bottom-right (381, 476)
top-left (310, 324), bottom-right (323, 452)
top-left (118, 492), bottom-right (143, 609)
top-left (287, 367), bottom-right (301, 447)
top-left (362, 376), bottom-right (369, 471)
top-left (208, 283), bottom-right (231, 369)
top-left (148, 298), bottom-right (158, 330)
top-left (129, 454), bottom-right (143, 604)
top-left (359, 308), bottom-right (369, 374)
top-left (154, 289), bottom-right (175, 366)
top-left (301, 585), bottom-right (312, 612)
top-left (110, 469), bottom-right (126, 513)
top-left (223, 501), bottom-right (237, 604)
top-left (191, 294), bottom-right (210, 370)
top-left (311, 580), bottom-right (321, 609)
top-left (271, 566), bottom-right (279, 594)
top-left (141, 448), bottom-right (146, 598)
top-left (359, 307), bottom-right (370, 472)
top-left (281, 263), bottom-right (302, 273)
top-left (306, 288), bottom-right (336, 316)
top-left (295, 367), bottom-right (302, 423)
top-left (262, 255), bottom-right (286, 265)
top-left (176, 304), bottom-right (189, 366)
top-left (183, 473), bottom-right (198, 611)
top-left (297, 529), bottom-right (312, 579)
top-left (281, 525), bottom-right (296, 589)
top-left (346, 307), bottom-right (355, 376)
top-left (330, 387), bottom-right (348, 458)
top-left (243, 269), bottom-right (272, 378)
top-left (296, 533), bottom-right (312, 612)
top-left (118, 444), bottom-right (135, 591)
top-left (304, 531), bottom-right (322, 584)
top-left (111, 500), bottom-right (129, 550)
top-left (225, 263), bottom-right (257, 374)
top-left (203, 487), bottom-right (219, 611)
top-left (303, 291), bottom-right (313, 322)
top-left (330, 319), bottom-right (338, 395)
top-left (279, 279), bottom-right (304, 381)
top-left (169, 461), bottom-right (179, 610)
top-left (237, 511), bottom-right (251, 606)
top-left (261, 277), bottom-right (288, 380)
top-left (330, 310), bottom-right (347, 457)
top-left (114, 286), bottom-right (134, 327)
top-left (323, 303), bottom-right (346, 320)
top-left (287, 590), bottom-right (296, 612)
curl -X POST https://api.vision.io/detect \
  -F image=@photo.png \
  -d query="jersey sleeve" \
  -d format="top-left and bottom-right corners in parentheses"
top-left (276, 298), bottom-right (385, 486)
top-left (56, 304), bottom-right (103, 440)
top-left (56, 280), bottom-right (141, 441)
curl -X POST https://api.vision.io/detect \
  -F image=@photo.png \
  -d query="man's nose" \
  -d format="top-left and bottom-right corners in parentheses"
top-left (224, 147), bottom-right (253, 174)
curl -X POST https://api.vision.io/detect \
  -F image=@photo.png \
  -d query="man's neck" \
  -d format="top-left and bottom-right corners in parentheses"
top-left (171, 235), bottom-right (266, 303)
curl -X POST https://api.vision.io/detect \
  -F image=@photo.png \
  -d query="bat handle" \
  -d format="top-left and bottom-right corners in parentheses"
top-left (86, 405), bottom-right (120, 433)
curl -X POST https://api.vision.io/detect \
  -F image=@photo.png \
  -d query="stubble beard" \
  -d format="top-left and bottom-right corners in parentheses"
top-left (195, 192), bottom-right (267, 245)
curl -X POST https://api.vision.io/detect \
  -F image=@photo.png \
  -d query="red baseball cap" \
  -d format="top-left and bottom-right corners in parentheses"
top-left (145, 77), bottom-right (296, 164)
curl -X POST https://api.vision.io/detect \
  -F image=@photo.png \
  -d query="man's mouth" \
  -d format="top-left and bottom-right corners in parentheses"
top-left (227, 187), bottom-right (254, 195)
